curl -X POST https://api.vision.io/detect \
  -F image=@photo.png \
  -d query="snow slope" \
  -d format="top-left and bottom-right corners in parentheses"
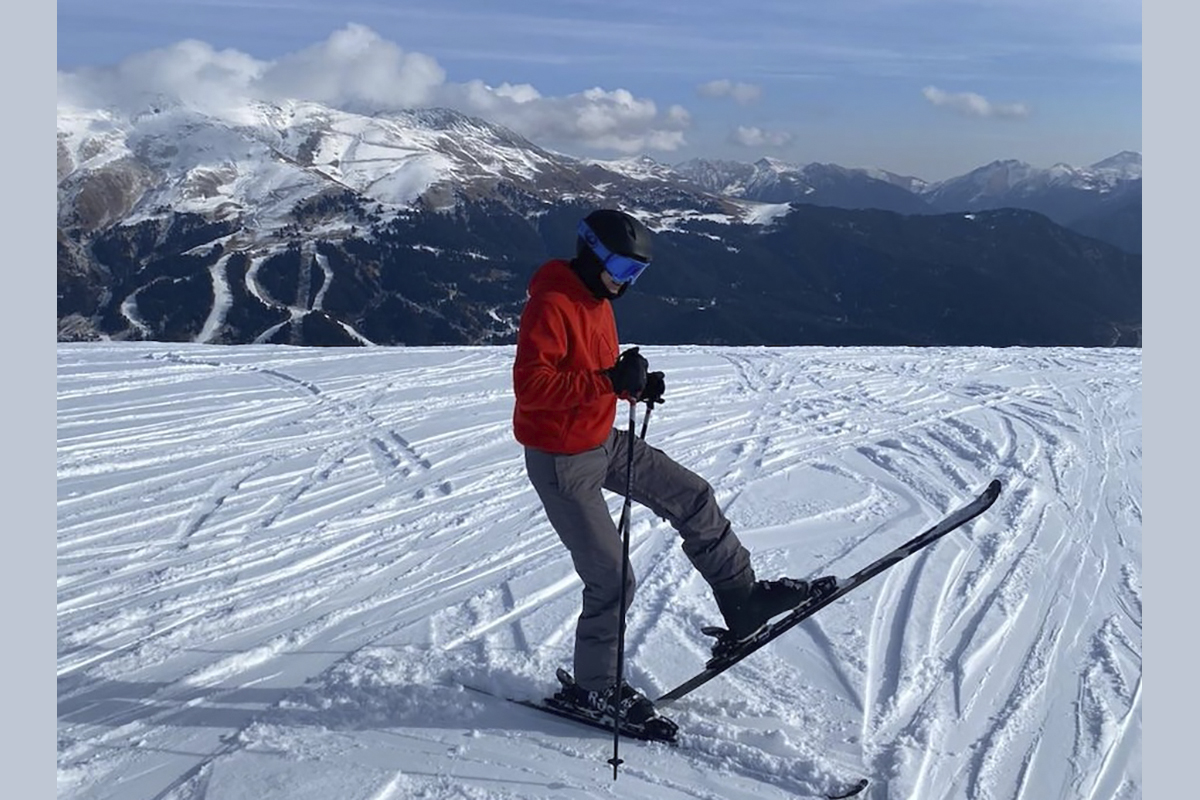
top-left (57, 343), bottom-right (1141, 800)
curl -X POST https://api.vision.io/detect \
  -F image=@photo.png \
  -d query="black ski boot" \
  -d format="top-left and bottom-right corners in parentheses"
top-left (715, 576), bottom-right (839, 642)
top-left (551, 668), bottom-right (678, 741)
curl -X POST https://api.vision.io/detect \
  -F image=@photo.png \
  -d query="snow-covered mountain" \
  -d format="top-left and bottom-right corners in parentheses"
top-left (55, 99), bottom-right (743, 346)
top-left (922, 152), bottom-right (1142, 209)
top-left (670, 157), bottom-right (768, 197)
top-left (56, 97), bottom-right (1141, 348)
top-left (57, 95), bottom-right (1141, 240)
top-left (56, 101), bottom-right (745, 240)
top-left (673, 157), bottom-right (931, 213)
top-left (914, 153), bottom-right (1142, 255)
top-left (1088, 150), bottom-right (1143, 181)
top-left (581, 154), bottom-right (684, 184)
top-left (672, 153), bottom-right (1142, 227)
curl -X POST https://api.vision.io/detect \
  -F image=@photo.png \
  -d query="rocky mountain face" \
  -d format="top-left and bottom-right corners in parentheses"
top-left (56, 102), bottom-right (1141, 348)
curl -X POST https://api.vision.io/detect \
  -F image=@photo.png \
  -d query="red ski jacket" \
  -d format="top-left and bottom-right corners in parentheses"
top-left (512, 259), bottom-right (619, 454)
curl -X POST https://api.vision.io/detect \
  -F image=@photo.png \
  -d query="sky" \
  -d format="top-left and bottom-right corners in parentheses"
top-left (57, 341), bottom-right (1141, 800)
top-left (55, 0), bottom-right (1142, 180)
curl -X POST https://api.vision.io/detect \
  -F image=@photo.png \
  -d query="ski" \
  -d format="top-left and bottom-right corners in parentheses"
top-left (657, 479), bottom-right (1003, 706)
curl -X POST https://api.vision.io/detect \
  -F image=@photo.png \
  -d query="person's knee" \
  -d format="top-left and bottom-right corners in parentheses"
top-left (582, 570), bottom-right (637, 610)
top-left (681, 476), bottom-right (719, 521)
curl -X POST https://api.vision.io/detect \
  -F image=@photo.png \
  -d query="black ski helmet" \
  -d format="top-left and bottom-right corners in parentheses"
top-left (576, 209), bottom-right (654, 265)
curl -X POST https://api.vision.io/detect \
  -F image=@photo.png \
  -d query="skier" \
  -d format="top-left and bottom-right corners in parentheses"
top-left (512, 208), bottom-right (836, 727)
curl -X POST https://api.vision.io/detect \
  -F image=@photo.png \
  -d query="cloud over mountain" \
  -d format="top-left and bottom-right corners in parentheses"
top-left (56, 24), bottom-right (692, 153)
top-left (731, 125), bottom-right (793, 147)
top-left (921, 86), bottom-right (1031, 119)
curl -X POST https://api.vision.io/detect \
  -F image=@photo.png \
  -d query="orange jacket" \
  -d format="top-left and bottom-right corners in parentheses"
top-left (513, 259), bottom-right (619, 453)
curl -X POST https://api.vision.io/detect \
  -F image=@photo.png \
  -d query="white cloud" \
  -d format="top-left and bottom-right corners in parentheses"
top-left (731, 125), bottom-right (793, 147)
top-left (257, 24), bottom-right (445, 110)
top-left (667, 105), bottom-right (692, 126)
top-left (440, 82), bottom-right (688, 153)
top-left (922, 86), bottom-right (1031, 119)
top-left (698, 79), bottom-right (762, 104)
top-left (56, 24), bottom-right (691, 153)
top-left (57, 39), bottom-right (264, 113)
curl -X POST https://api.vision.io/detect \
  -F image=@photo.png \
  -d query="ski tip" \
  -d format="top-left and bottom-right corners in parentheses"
top-left (987, 478), bottom-right (1002, 496)
top-left (700, 625), bottom-right (729, 638)
top-left (826, 777), bottom-right (869, 798)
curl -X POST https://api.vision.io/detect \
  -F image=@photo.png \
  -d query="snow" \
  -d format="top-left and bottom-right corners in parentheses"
top-left (197, 255), bottom-right (235, 344)
top-left (57, 101), bottom-right (559, 235)
top-left (57, 342), bottom-right (1141, 800)
top-left (582, 155), bottom-right (675, 182)
top-left (735, 200), bottom-right (795, 227)
top-left (362, 153), bottom-right (454, 205)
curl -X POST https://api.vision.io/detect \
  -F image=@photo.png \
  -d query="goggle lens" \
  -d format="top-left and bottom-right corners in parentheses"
top-left (578, 220), bottom-right (651, 284)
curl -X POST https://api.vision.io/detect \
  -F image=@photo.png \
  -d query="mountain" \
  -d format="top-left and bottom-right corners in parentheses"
top-left (921, 154), bottom-right (1142, 251)
top-left (56, 103), bottom-right (704, 233)
top-left (673, 157), bottom-right (932, 214)
top-left (1066, 198), bottom-right (1142, 257)
top-left (669, 154), bottom-right (1142, 253)
top-left (55, 101), bottom-right (744, 347)
top-left (57, 99), bottom-right (1141, 348)
top-left (621, 205), bottom-right (1140, 348)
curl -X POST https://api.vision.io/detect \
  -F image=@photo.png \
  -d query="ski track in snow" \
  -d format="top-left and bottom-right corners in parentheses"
top-left (56, 343), bottom-right (1141, 800)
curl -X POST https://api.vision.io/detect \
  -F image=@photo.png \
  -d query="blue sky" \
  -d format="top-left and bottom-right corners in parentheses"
top-left (56, 0), bottom-right (1141, 180)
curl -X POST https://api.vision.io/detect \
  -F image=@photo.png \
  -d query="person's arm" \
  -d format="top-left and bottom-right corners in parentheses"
top-left (513, 295), bottom-right (612, 410)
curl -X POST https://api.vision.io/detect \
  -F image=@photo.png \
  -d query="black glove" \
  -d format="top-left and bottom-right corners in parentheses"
top-left (642, 371), bottom-right (666, 405)
top-left (605, 347), bottom-right (648, 398)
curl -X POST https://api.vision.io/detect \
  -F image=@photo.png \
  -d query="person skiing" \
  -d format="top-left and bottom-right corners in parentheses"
top-left (512, 208), bottom-right (836, 729)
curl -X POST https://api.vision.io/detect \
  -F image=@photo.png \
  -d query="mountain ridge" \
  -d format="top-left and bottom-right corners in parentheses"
top-left (57, 100), bottom-right (1141, 348)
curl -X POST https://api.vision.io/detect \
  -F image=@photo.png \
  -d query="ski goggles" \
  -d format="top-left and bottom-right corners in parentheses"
top-left (578, 220), bottom-right (651, 284)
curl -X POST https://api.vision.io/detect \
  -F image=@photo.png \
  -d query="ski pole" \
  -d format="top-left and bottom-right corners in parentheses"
top-left (607, 399), bottom-right (652, 778)
top-left (639, 400), bottom-right (654, 440)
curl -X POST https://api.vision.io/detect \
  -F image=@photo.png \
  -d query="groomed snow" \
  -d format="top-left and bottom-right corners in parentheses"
top-left (57, 342), bottom-right (1141, 800)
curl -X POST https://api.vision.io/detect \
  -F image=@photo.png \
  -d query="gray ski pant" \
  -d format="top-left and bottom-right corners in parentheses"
top-left (524, 426), bottom-right (754, 690)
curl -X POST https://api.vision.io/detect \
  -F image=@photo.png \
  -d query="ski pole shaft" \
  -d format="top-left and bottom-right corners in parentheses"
top-left (607, 399), bottom-right (643, 779)
top-left (639, 401), bottom-right (654, 440)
